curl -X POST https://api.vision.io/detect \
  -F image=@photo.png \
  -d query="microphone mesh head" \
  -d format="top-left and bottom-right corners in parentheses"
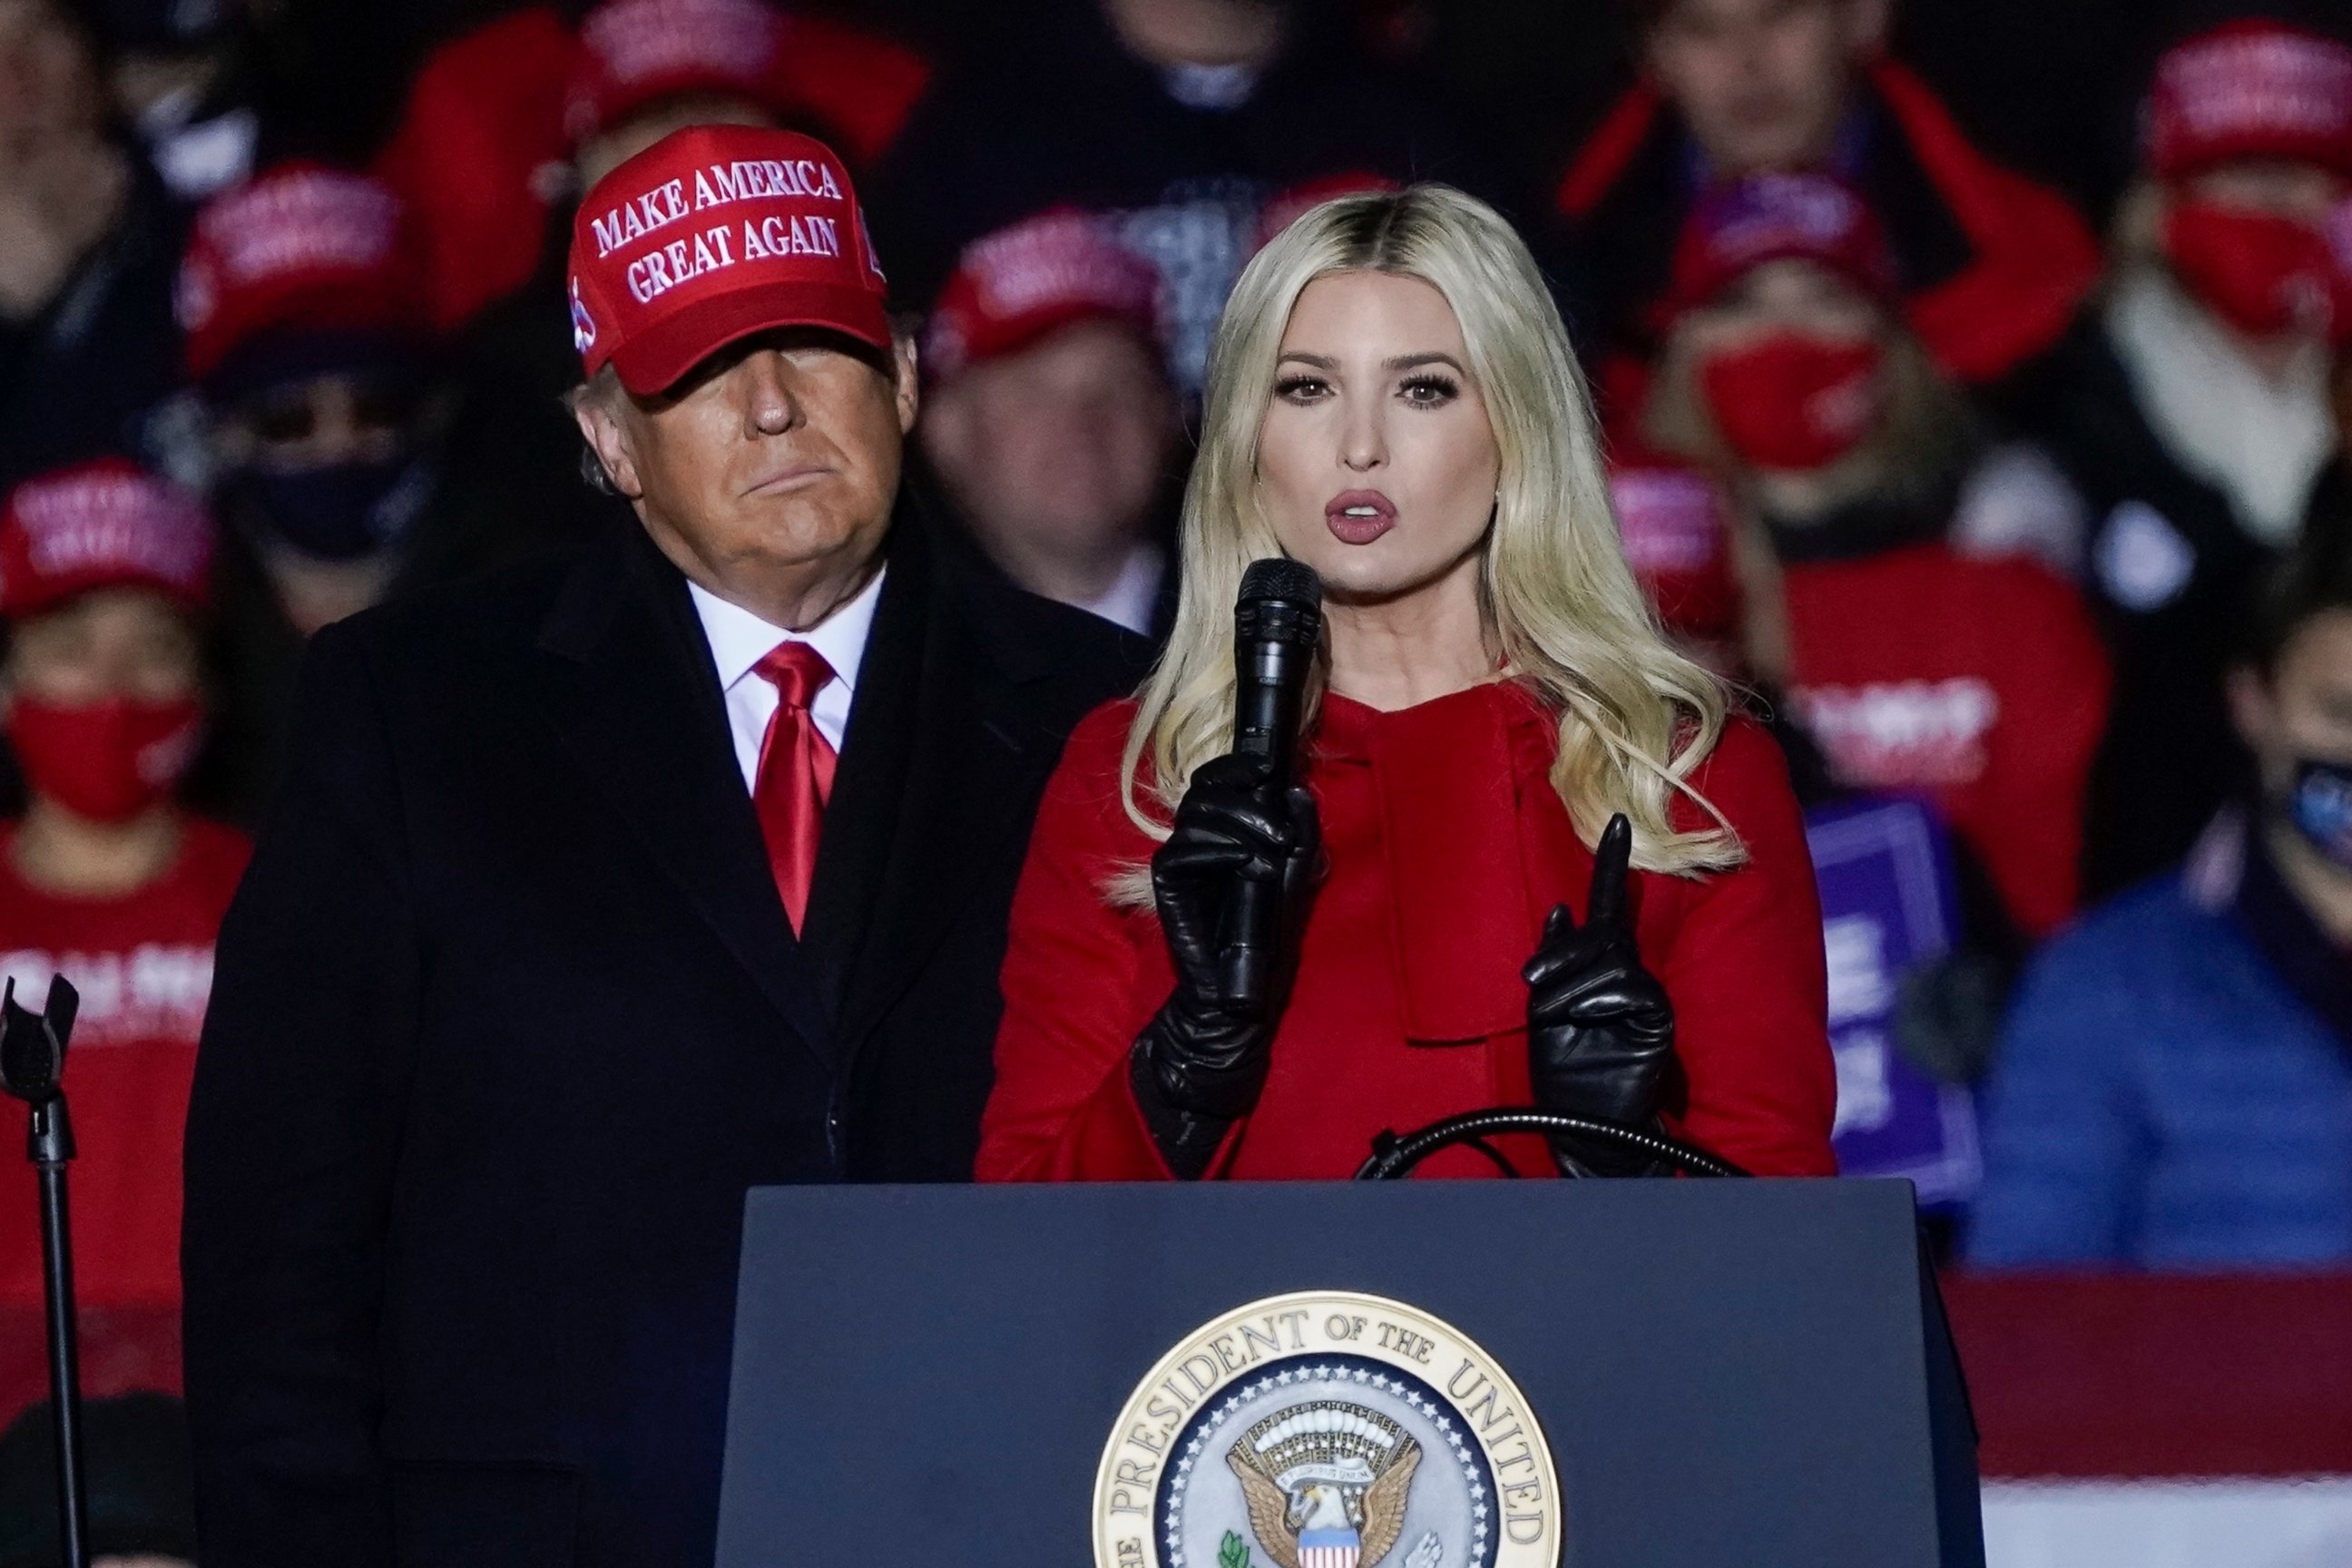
top-left (1238, 557), bottom-right (1322, 608)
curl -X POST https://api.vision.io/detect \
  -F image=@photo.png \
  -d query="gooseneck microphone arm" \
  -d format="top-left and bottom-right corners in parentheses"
top-left (1218, 558), bottom-right (1323, 1014)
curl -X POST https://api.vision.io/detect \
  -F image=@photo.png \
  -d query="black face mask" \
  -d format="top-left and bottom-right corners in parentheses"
top-left (2284, 758), bottom-right (2352, 873)
top-left (233, 456), bottom-right (432, 562)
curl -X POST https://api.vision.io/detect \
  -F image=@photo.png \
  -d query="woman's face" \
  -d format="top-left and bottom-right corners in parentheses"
top-left (1255, 270), bottom-right (1501, 602)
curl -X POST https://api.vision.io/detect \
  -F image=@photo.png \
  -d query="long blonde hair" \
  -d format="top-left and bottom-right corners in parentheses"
top-left (1117, 184), bottom-right (1743, 896)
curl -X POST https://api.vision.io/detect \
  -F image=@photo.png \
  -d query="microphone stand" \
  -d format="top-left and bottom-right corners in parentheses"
top-left (2, 976), bottom-right (89, 1568)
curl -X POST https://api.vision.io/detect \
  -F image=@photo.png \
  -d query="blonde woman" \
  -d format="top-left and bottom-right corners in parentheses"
top-left (975, 186), bottom-right (1835, 1183)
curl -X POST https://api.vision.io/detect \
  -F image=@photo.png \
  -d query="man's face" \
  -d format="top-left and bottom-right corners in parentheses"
top-left (1647, 0), bottom-right (1886, 176)
top-left (920, 320), bottom-right (1177, 573)
top-left (577, 328), bottom-right (918, 628)
top-left (0, 587), bottom-right (201, 714)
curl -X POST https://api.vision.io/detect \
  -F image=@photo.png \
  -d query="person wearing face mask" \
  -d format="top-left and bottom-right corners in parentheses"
top-left (0, 458), bottom-right (247, 1312)
top-left (978, 185), bottom-right (1836, 1184)
top-left (919, 209), bottom-right (1181, 637)
top-left (175, 160), bottom-right (454, 818)
top-left (2005, 16), bottom-right (2352, 899)
top-left (1553, 0), bottom-right (2102, 405)
top-left (1968, 475), bottom-right (2352, 1269)
top-left (1641, 172), bottom-right (2111, 945)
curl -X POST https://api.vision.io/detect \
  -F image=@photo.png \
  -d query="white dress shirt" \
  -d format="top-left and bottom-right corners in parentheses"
top-left (1071, 544), bottom-right (1166, 637)
top-left (689, 570), bottom-right (886, 792)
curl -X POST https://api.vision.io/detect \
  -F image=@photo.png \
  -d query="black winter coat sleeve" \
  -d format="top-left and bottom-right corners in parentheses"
top-left (182, 619), bottom-right (418, 1565)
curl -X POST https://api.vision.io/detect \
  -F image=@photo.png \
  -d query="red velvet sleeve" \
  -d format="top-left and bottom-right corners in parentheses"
top-left (975, 703), bottom-right (1181, 1181)
top-left (1652, 720), bottom-right (1838, 1176)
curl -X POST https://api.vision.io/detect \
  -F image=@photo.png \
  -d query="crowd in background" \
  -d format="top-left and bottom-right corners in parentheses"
top-left (0, 0), bottom-right (2347, 1555)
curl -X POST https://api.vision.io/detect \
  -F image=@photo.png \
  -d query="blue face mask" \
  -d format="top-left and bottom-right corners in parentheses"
top-left (2287, 759), bottom-right (2352, 872)
top-left (235, 456), bottom-right (432, 563)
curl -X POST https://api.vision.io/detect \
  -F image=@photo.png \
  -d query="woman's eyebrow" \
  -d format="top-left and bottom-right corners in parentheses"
top-left (1386, 352), bottom-right (1465, 372)
top-left (1277, 351), bottom-right (1338, 368)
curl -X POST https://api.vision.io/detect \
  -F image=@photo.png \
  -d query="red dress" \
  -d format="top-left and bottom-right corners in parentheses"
top-left (0, 818), bottom-right (250, 1307)
top-left (975, 681), bottom-right (1836, 1181)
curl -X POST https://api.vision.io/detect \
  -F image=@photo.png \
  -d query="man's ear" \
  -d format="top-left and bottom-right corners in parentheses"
top-left (1847, 0), bottom-right (1893, 55)
top-left (893, 335), bottom-right (921, 436)
top-left (573, 393), bottom-right (645, 499)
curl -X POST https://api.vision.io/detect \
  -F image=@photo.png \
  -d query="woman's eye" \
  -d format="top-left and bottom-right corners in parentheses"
top-left (1399, 375), bottom-right (1458, 407)
top-left (1274, 374), bottom-right (1329, 402)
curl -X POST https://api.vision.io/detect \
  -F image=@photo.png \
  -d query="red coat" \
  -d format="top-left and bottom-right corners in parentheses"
top-left (1780, 543), bottom-right (2110, 939)
top-left (975, 681), bottom-right (1836, 1182)
top-left (0, 818), bottom-right (249, 1307)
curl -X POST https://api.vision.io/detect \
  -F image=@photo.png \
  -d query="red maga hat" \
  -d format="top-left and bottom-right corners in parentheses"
top-left (0, 459), bottom-right (214, 620)
top-left (177, 162), bottom-right (422, 386)
top-left (564, 0), bottom-right (791, 144)
top-left (569, 124), bottom-right (889, 397)
top-left (1665, 172), bottom-right (1898, 318)
top-left (2143, 21), bottom-right (2352, 181)
top-left (924, 209), bottom-right (1161, 382)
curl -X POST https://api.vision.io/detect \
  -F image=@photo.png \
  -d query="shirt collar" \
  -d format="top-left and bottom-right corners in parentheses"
top-left (689, 566), bottom-right (887, 694)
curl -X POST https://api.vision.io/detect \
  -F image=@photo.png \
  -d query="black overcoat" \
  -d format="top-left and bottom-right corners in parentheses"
top-left (181, 506), bottom-right (1145, 1567)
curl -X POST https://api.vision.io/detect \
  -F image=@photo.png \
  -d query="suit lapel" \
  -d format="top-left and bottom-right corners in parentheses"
top-left (801, 520), bottom-right (1042, 1052)
top-left (531, 525), bottom-right (837, 1072)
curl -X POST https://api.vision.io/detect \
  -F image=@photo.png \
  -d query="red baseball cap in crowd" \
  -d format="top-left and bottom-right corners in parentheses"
top-left (564, 0), bottom-right (793, 143)
top-left (1664, 172), bottom-right (1899, 318)
top-left (568, 124), bottom-right (890, 397)
top-left (177, 162), bottom-right (424, 388)
top-left (2143, 21), bottom-right (2352, 181)
top-left (0, 459), bottom-right (215, 621)
top-left (923, 209), bottom-right (1162, 382)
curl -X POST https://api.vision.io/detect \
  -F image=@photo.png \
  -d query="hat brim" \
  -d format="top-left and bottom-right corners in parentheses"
top-left (608, 284), bottom-right (894, 397)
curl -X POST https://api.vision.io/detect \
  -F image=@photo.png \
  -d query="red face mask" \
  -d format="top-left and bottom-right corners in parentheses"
top-left (4, 694), bottom-right (203, 823)
top-left (2163, 200), bottom-right (2345, 341)
top-left (1699, 334), bottom-right (1886, 472)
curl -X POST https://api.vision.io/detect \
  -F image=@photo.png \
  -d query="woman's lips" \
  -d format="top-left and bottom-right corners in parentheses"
top-left (1326, 489), bottom-right (1397, 545)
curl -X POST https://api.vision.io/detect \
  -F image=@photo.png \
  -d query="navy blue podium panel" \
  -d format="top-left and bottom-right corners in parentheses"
top-left (714, 1180), bottom-right (1980, 1568)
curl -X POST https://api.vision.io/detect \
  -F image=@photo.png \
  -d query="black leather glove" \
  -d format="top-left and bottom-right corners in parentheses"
top-left (1131, 752), bottom-right (1319, 1178)
top-left (1524, 814), bottom-right (1678, 1177)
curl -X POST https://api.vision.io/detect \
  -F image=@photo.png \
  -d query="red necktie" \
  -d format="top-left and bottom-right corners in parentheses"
top-left (751, 642), bottom-right (838, 932)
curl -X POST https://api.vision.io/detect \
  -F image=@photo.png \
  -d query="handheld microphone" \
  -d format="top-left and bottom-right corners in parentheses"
top-left (1220, 557), bottom-right (1323, 1012)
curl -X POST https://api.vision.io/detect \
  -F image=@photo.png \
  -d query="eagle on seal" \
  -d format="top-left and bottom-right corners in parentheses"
top-left (1225, 1402), bottom-right (1423, 1568)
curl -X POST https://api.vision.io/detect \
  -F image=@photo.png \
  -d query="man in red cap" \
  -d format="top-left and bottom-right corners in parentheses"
top-left (0, 457), bottom-right (248, 1313)
top-left (181, 125), bottom-right (1141, 1567)
top-left (1553, 0), bottom-right (2102, 401)
top-left (918, 208), bottom-right (1179, 635)
top-left (2007, 15), bottom-right (2352, 897)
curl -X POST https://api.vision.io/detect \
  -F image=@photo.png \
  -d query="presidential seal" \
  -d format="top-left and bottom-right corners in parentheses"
top-left (1094, 1291), bottom-right (1562, 1568)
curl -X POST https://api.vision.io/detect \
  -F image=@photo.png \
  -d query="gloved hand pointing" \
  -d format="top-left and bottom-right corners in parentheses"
top-left (1524, 813), bottom-right (1678, 1177)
